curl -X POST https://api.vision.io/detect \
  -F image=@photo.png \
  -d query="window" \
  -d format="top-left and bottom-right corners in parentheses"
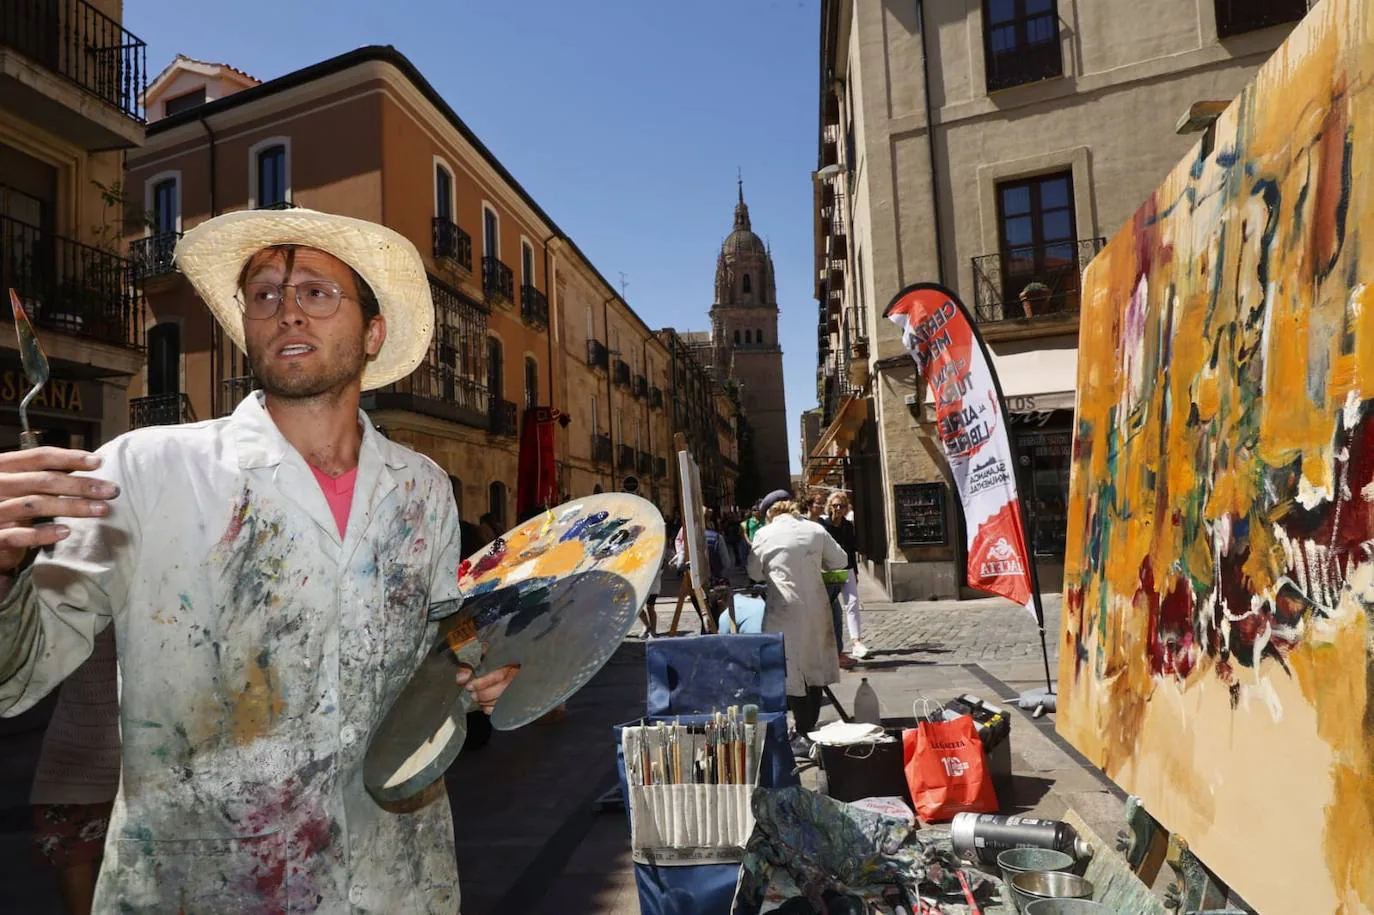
top-left (996, 170), bottom-right (1078, 316)
top-left (254, 143), bottom-right (289, 208)
top-left (756, 328), bottom-right (763, 345)
top-left (435, 163), bottom-right (453, 222)
top-left (487, 336), bottom-right (503, 401)
top-left (983, 0), bottom-right (1062, 92)
top-left (522, 241), bottom-right (535, 287)
top-left (147, 323), bottom-right (180, 396)
top-left (586, 305), bottom-right (595, 341)
top-left (1014, 423), bottom-right (1072, 556)
top-left (150, 176), bottom-right (178, 234)
top-left (483, 207), bottom-right (498, 260)
top-left (744, 329), bottom-right (752, 345)
top-left (524, 356), bottom-right (538, 410)
top-left (734, 329), bottom-right (741, 345)
top-left (488, 481), bottom-right (507, 525)
top-left (163, 86), bottom-right (206, 117)
top-left (742, 274), bottom-right (751, 294)
top-left (1214, 0), bottom-right (1307, 37)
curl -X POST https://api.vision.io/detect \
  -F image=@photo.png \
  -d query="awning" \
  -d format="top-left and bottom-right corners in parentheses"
top-left (805, 395), bottom-right (869, 485)
top-left (921, 347), bottom-right (1077, 421)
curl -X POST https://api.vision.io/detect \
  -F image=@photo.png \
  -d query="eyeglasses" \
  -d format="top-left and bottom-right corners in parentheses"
top-left (236, 280), bottom-right (353, 320)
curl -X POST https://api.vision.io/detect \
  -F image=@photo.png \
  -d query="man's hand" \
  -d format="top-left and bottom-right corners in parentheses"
top-left (456, 664), bottom-right (521, 715)
top-left (0, 448), bottom-right (118, 571)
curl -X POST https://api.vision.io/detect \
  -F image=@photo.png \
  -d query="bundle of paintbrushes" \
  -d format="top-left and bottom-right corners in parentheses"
top-left (624, 704), bottom-right (762, 788)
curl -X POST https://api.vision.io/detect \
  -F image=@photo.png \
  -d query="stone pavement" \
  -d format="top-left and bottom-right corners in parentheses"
top-left (0, 572), bottom-right (1117, 914)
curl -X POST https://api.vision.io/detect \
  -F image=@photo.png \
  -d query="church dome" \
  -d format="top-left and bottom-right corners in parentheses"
top-left (714, 181), bottom-right (776, 307)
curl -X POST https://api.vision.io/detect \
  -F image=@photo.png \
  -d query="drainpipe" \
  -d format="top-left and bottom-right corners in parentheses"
top-left (915, 0), bottom-right (947, 285)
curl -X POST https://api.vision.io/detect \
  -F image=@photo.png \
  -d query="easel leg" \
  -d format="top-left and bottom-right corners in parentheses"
top-left (1115, 795), bottom-right (1167, 887)
top-left (668, 578), bottom-right (689, 636)
top-left (822, 686), bottom-right (852, 723)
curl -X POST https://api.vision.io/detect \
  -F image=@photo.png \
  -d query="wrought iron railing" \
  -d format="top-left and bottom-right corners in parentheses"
top-left (613, 359), bottom-right (631, 387)
top-left (1, 215), bottom-right (145, 349)
top-left (0, 0), bottom-right (148, 122)
top-left (432, 218), bottom-right (472, 271)
top-left (586, 339), bottom-right (609, 370)
top-left (636, 451), bottom-right (653, 475)
top-left (520, 284), bottom-right (548, 326)
top-left (488, 398), bottom-right (517, 437)
top-left (482, 256), bottom-right (514, 304)
top-left (970, 237), bottom-right (1104, 324)
top-left (649, 386), bottom-right (664, 409)
top-left (255, 200), bottom-right (296, 211)
top-left (632, 374), bottom-right (647, 399)
top-left (618, 444), bottom-right (635, 471)
top-left (221, 375), bottom-right (258, 410)
top-left (592, 433), bottom-right (613, 464)
top-left (1215, 0), bottom-right (1309, 38)
top-left (653, 456), bottom-right (667, 478)
top-left (129, 392), bottom-right (195, 428)
top-left (129, 232), bottom-right (179, 279)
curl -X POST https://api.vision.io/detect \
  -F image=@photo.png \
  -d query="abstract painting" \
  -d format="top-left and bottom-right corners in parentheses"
top-left (1059, 2), bottom-right (1374, 912)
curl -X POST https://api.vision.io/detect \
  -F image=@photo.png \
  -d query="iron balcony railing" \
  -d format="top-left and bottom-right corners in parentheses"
top-left (221, 375), bottom-right (258, 411)
top-left (648, 386), bottom-right (664, 409)
top-left (488, 398), bottom-right (517, 437)
top-left (613, 359), bottom-right (631, 387)
top-left (482, 256), bottom-right (514, 304)
top-left (1, 215), bottom-right (145, 349)
top-left (618, 444), bottom-right (635, 471)
top-left (653, 456), bottom-right (667, 478)
top-left (636, 451), bottom-right (653, 475)
top-left (970, 237), bottom-right (1105, 325)
top-left (520, 284), bottom-right (548, 327)
top-left (129, 392), bottom-right (195, 428)
top-left (632, 375), bottom-right (648, 399)
top-left (432, 218), bottom-right (472, 271)
top-left (586, 339), bottom-right (609, 370)
top-left (0, 0), bottom-right (148, 122)
top-left (1215, 0), bottom-right (1309, 38)
top-left (592, 433), bottom-right (613, 464)
top-left (129, 231), bottom-right (179, 279)
top-left (984, 7), bottom-right (1063, 92)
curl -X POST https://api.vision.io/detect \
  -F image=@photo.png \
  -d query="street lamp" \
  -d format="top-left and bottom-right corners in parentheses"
top-left (813, 163), bottom-right (847, 182)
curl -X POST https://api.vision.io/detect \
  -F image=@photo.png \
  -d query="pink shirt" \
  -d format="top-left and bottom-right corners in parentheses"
top-left (309, 464), bottom-right (359, 537)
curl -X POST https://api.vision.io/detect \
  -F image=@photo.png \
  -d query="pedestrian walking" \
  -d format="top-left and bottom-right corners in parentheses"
top-left (747, 491), bottom-right (848, 757)
top-left (0, 208), bottom-right (519, 912)
top-left (821, 491), bottom-right (869, 660)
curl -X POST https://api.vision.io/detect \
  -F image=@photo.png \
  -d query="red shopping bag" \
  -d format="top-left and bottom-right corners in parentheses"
top-left (902, 715), bottom-right (998, 822)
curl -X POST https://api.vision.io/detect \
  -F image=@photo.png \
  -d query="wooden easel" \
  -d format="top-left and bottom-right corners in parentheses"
top-left (667, 434), bottom-right (715, 635)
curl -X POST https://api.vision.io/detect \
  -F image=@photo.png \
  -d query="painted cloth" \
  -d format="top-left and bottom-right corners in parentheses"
top-left (731, 786), bottom-right (999, 915)
top-left (746, 515), bottom-right (847, 695)
top-left (0, 393), bottom-right (464, 914)
top-left (309, 464), bottom-right (360, 537)
top-left (33, 801), bottom-right (114, 867)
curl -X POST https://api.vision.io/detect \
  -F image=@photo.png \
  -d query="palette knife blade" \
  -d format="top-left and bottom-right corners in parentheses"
top-left (9, 288), bottom-right (50, 450)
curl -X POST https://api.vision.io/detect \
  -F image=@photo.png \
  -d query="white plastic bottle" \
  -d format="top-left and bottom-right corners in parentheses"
top-left (853, 677), bottom-right (881, 725)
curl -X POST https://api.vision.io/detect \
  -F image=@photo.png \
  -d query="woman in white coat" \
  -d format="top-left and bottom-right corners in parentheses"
top-left (747, 492), bottom-right (849, 754)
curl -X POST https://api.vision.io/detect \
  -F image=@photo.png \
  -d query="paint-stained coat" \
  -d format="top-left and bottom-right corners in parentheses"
top-left (747, 514), bottom-right (847, 695)
top-left (0, 394), bottom-right (465, 913)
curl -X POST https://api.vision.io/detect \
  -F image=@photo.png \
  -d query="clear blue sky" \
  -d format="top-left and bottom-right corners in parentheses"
top-left (126, 0), bottom-right (822, 473)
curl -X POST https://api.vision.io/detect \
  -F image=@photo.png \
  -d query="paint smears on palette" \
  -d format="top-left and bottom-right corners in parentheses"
top-left (364, 493), bottom-right (665, 805)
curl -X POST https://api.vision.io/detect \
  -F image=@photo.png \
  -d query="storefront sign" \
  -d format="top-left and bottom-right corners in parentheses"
top-left (894, 482), bottom-right (948, 547)
top-left (885, 283), bottom-right (1039, 621)
top-left (0, 367), bottom-right (102, 419)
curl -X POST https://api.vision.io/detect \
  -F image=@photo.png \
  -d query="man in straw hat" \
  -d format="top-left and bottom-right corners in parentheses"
top-left (0, 208), bottom-right (518, 912)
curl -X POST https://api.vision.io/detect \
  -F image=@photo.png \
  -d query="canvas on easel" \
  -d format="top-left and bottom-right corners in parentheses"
top-left (669, 433), bottom-right (714, 634)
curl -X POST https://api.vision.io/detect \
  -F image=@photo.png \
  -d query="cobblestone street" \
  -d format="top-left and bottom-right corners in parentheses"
top-left (856, 592), bottom-right (1063, 667)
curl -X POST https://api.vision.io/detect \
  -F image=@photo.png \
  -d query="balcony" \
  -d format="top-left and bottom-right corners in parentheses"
top-left (359, 277), bottom-right (490, 429)
top-left (482, 256), bottom-right (514, 305)
top-left (2, 215), bottom-right (145, 350)
top-left (653, 456), bottom-right (667, 479)
top-left (129, 232), bottom-right (179, 281)
top-left (520, 284), bottom-right (548, 327)
top-left (971, 237), bottom-right (1105, 327)
top-left (586, 339), bottom-right (609, 371)
top-left (1215, 0), bottom-right (1309, 38)
top-left (221, 374), bottom-right (257, 414)
top-left (432, 218), bottom-right (472, 272)
top-left (649, 386), bottom-right (664, 409)
top-left (488, 398), bottom-right (518, 437)
top-left (613, 359), bottom-right (631, 387)
top-left (636, 450), bottom-right (653, 475)
top-left (129, 392), bottom-right (195, 428)
top-left (0, 0), bottom-right (147, 149)
top-left (984, 8), bottom-right (1063, 92)
top-left (618, 444), bottom-right (635, 471)
top-left (632, 374), bottom-right (648, 399)
top-left (592, 433), bottom-right (613, 464)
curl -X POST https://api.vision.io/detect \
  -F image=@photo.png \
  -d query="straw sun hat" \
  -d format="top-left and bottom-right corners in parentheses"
top-left (173, 207), bottom-right (434, 390)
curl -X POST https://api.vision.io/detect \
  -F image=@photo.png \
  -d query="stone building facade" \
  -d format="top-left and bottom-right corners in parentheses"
top-left (809, 0), bottom-right (1310, 600)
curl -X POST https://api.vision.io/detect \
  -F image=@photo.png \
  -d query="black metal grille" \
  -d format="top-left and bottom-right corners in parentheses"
top-left (618, 444), bottom-right (635, 470)
top-left (649, 386), bottom-right (663, 409)
top-left (129, 232), bottom-right (179, 279)
top-left (221, 375), bottom-right (257, 410)
top-left (653, 456), bottom-right (667, 478)
top-left (1, 215), bottom-right (145, 349)
top-left (433, 218), bottom-right (472, 271)
top-left (613, 360), bottom-right (631, 387)
top-left (129, 392), bottom-right (195, 428)
top-left (0, 0), bottom-right (147, 122)
top-left (520, 284), bottom-right (548, 326)
top-left (592, 433), bottom-right (612, 464)
top-left (482, 256), bottom-right (514, 303)
top-left (636, 451), bottom-right (652, 475)
top-left (970, 237), bottom-right (1104, 324)
top-left (488, 399), bottom-right (517, 437)
top-left (586, 339), bottom-right (609, 370)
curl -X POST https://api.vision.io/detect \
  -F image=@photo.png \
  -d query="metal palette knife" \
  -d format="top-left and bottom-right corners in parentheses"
top-left (9, 289), bottom-right (49, 450)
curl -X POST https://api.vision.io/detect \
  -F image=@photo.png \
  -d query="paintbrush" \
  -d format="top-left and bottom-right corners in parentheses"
top-left (742, 704), bottom-right (759, 785)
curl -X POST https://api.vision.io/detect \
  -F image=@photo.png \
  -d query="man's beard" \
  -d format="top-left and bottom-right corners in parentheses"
top-left (247, 336), bottom-right (368, 400)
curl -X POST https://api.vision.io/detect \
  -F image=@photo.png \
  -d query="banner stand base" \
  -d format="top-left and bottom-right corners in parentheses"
top-left (1015, 686), bottom-right (1057, 718)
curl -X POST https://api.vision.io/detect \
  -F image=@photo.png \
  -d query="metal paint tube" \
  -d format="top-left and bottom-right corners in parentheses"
top-left (950, 813), bottom-right (1092, 866)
